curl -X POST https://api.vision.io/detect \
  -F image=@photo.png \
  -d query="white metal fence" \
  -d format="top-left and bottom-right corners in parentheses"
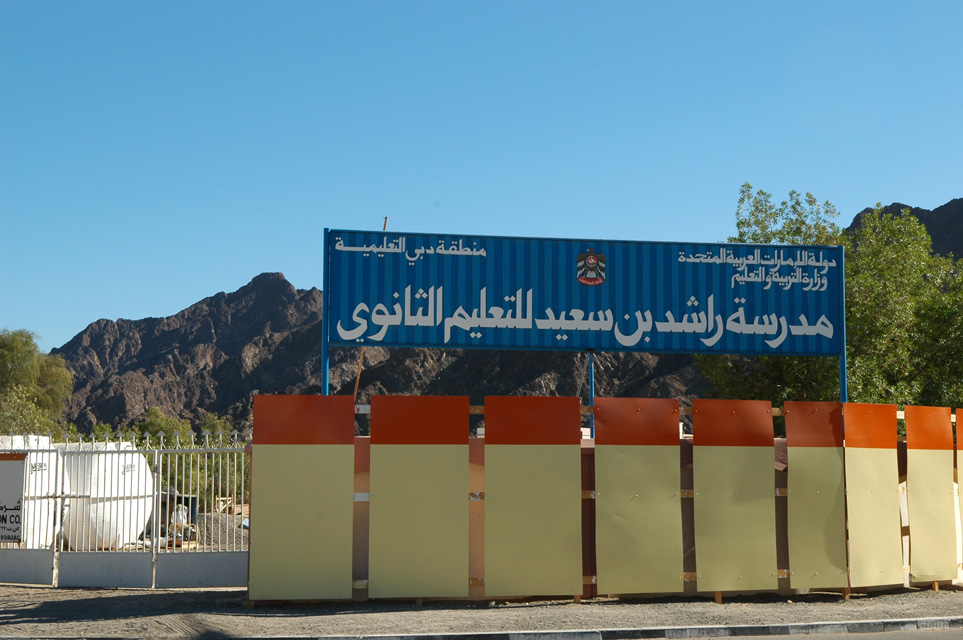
top-left (0, 433), bottom-right (250, 588)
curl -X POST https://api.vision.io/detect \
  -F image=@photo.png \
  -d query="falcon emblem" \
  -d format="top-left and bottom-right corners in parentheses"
top-left (577, 248), bottom-right (606, 286)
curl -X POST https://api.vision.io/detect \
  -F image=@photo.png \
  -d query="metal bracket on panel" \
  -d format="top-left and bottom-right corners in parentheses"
top-left (469, 492), bottom-right (485, 501)
top-left (352, 579), bottom-right (369, 589)
top-left (775, 488), bottom-right (788, 497)
top-left (683, 572), bottom-right (698, 582)
top-left (680, 490), bottom-right (694, 499)
top-left (581, 490), bottom-right (596, 499)
top-left (353, 493), bottom-right (370, 502)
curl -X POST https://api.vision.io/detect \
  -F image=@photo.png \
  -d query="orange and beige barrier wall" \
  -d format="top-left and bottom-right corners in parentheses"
top-left (248, 396), bottom-right (962, 602)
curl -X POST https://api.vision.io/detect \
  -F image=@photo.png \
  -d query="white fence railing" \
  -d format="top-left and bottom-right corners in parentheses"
top-left (0, 433), bottom-right (250, 587)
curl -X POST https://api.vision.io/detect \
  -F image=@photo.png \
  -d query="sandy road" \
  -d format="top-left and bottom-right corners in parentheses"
top-left (2, 584), bottom-right (963, 639)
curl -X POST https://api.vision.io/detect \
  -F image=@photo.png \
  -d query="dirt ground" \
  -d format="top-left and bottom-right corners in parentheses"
top-left (2, 584), bottom-right (963, 639)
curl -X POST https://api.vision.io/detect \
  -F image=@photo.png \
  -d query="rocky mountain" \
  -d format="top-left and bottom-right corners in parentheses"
top-left (53, 273), bottom-right (705, 432)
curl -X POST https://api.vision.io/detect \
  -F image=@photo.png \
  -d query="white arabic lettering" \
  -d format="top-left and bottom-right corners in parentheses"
top-left (337, 290), bottom-right (835, 350)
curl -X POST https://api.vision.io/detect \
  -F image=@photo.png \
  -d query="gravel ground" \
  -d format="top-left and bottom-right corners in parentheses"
top-left (2, 584), bottom-right (962, 639)
top-left (195, 513), bottom-right (248, 550)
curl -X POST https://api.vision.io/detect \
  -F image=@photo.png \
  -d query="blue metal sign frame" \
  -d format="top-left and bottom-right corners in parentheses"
top-left (323, 229), bottom-right (844, 362)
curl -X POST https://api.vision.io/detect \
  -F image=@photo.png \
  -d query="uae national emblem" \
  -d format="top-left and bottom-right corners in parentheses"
top-left (576, 248), bottom-right (606, 286)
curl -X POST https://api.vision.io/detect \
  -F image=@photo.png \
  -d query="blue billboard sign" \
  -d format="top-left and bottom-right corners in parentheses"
top-left (324, 230), bottom-right (844, 357)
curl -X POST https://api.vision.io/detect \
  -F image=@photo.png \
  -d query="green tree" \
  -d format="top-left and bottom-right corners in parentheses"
top-left (129, 406), bottom-right (194, 446)
top-left (0, 385), bottom-right (60, 435)
top-left (0, 329), bottom-right (74, 433)
top-left (843, 205), bottom-right (960, 406)
top-left (89, 421), bottom-right (117, 440)
top-left (694, 184), bottom-right (843, 408)
top-left (697, 189), bottom-right (963, 413)
top-left (732, 183), bottom-right (840, 245)
top-left (197, 412), bottom-right (235, 442)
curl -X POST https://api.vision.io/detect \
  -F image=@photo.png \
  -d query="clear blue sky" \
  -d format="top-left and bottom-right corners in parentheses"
top-left (2, 1), bottom-right (961, 353)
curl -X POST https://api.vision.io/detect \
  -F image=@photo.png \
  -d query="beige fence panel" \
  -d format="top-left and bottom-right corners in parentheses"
top-left (844, 403), bottom-right (903, 588)
top-left (368, 396), bottom-right (470, 598)
top-left (784, 401), bottom-right (848, 590)
top-left (483, 396), bottom-right (583, 598)
top-left (248, 395), bottom-right (355, 602)
top-left (904, 406), bottom-right (957, 583)
top-left (594, 398), bottom-right (684, 595)
top-left (692, 399), bottom-right (778, 593)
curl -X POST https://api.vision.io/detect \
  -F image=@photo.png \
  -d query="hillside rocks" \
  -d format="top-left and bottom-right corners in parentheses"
top-left (52, 273), bottom-right (705, 432)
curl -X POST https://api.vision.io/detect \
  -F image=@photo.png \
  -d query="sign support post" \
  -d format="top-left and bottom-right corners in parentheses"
top-left (321, 227), bottom-right (330, 395)
top-left (838, 246), bottom-right (848, 403)
top-left (588, 350), bottom-right (596, 437)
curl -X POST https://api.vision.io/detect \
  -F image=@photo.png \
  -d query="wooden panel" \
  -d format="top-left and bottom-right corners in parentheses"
top-left (691, 399), bottom-right (773, 447)
top-left (904, 406), bottom-right (953, 451)
top-left (843, 402), bottom-right (897, 449)
top-left (692, 400), bottom-right (777, 592)
top-left (484, 444), bottom-right (582, 597)
top-left (784, 401), bottom-right (843, 449)
top-left (595, 445), bottom-right (684, 594)
top-left (594, 397), bottom-right (682, 594)
top-left (368, 396), bottom-right (469, 597)
top-left (368, 445), bottom-right (468, 597)
top-left (692, 446), bottom-right (778, 592)
top-left (844, 402), bottom-right (902, 588)
top-left (370, 396), bottom-right (469, 445)
top-left (248, 444), bottom-right (354, 600)
top-left (252, 395), bottom-right (355, 445)
top-left (785, 447), bottom-right (848, 588)
top-left (783, 401), bottom-right (848, 590)
top-left (483, 396), bottom-right (581, 445)
top-left (904, 406), bottom-right (956, 582)
top-left (594, 397), bottom-right (680, 446)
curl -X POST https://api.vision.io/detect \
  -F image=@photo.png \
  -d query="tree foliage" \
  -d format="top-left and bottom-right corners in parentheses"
top-left (0, 385), bottom-right (60, 435)
top-left (732, 183), bottom-right (840, 245)
top-left (0, 329), bottom-right (74, 435)
top-left (128, 406), bottom-right (195, 445)
top-left (696, 185), bottom-right (963, 412)
top-left (843, 206), bottom-right (962, 406)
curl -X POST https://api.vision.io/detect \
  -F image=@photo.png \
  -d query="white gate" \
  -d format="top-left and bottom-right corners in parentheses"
top-left (0, 434), bottom-right (249, 588)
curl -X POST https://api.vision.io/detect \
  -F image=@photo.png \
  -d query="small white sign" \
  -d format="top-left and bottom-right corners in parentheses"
top-left (0, 454), bottom-right (26, 543)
